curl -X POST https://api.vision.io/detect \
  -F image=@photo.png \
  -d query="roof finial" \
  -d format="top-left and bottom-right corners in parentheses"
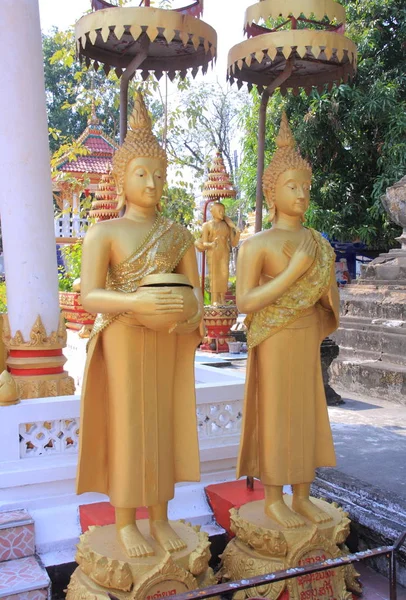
top-left (88, 96), bottom-right (100, 126)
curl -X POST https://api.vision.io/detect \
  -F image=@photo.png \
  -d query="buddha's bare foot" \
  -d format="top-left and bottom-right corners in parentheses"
top-left (150, 520), bottom-right (187, 553)
top-left (265, 500), bottom-right (305, 529)
top-left (118, 524), bottom-right (154, 558)
top-left (292, 498), bottom-right (332, 524)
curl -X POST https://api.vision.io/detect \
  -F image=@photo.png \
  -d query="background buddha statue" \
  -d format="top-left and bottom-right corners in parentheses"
top-left (76, 92), bottom-right (203, 557)
top-left (195, 201), bottom-right (241, 305)
top-left (236, 112), bottom-right (339, 529)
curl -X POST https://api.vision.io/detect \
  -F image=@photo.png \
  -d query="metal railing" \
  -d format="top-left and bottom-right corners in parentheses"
top-left (171, 530), bottom-right (406, 600)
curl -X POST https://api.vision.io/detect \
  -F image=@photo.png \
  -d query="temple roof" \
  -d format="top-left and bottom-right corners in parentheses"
top-left (55, 113), bottom-right (118, 176)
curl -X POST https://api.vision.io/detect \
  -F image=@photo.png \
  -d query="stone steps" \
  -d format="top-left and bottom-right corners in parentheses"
top-left (0, 510), bottom-right (50, 600)
top-left (330, 359), bottom-right (406, 406)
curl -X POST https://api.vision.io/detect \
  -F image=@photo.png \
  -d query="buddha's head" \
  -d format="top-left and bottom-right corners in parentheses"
top-left (113, 92), bottom-right (167, 212)
top-left (210, 202), bottom-right (226, 220)
top-left (263, 112), bottom-right (312, 222)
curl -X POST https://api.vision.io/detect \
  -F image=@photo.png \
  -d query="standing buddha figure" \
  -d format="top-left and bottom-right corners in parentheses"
top-left (195, 202), bottom-right (241, 305)
top-left (236, 113), bottom-right (339, 528)
top-left (76, 93), bottom-right (203, 557)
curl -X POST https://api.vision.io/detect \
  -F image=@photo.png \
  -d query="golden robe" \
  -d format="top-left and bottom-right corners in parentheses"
top-left (237, 230), bottom-right (339, 486)
top-left (76, 216), bottom-right (201, 508)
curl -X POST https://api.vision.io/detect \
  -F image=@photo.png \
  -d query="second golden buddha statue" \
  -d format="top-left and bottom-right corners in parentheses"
top-left (236, 112), bottom-right (339, 528)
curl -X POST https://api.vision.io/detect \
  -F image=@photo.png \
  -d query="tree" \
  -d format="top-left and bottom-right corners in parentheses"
top-left (165, 81), bottom-right (247, 181)
top-left (43, 28), bottom-right (125, 152)
top-left (161, 186), bottom-right (195, 226)
top-left (238, 0), bottom-right (406, 248)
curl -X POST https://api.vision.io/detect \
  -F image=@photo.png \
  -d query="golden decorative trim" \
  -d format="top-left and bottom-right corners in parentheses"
top-left (76, 527), bottom-right (133, 592)
top-left (13, 373), bottom-right (75, 399)
top-left (228, 30), bottom-right (357, 72)
top-left (75, 7), bottom-right (217, 77)
top-left (222, 498), bottom-right (355, 600)
top-left (68, 521), bottom-right (212, 600)
top-left (331, 502), bottom-right (351, 545)
top-left (3, 314), bottom-right (67, 350)
top-left (135, 552), bottom-right (197, 598)
top-left (245, 0), bottom-right (346, 26)
top-left (188, 531), bottom-right (212, 576)
top-left (230, 507), bottom-right (288, 557)
top-left (221, 540), bottom-right (285, 600)
top-left (286, 527), bottom-right (351, 599)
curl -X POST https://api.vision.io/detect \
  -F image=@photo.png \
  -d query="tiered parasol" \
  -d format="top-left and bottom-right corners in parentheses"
top-left (202, 150), bottom-right (237, 207)
top-left (76, 0), bottom-right (217, 142)
top-left (89, 171), bottom-right (119, 222)
top-left (227, 0), bottom-right (357, 231)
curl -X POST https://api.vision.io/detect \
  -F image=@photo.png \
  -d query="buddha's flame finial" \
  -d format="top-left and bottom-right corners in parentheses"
top-left (128, 93), bottom-right (152, 132)
top-left (275, 111), bottom-right (295, 149)
top-left (262, 111), bottom-right (312, 215)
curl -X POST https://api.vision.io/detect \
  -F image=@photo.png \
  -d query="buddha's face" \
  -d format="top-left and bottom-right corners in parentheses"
top-left (274, 169), bottom-right (311, 218)
top-left (122, 156), bottom-right (165, 208)
top-left (210, 203), bottom-right (225, 220)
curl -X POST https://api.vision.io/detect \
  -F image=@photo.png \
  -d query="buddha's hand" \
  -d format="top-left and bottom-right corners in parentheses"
top-left (131, 288), bottom-right (184, 315)
top-left (285, 235), bottom-right (317, 279)
top-left (170, 309), bottom-right (202, 335)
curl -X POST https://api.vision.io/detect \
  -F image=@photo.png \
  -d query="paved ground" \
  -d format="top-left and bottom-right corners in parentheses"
top-left (328, 392), bottom-right (406, 501)
top-left (204, 356), bottom-right (406, 594)
top-left (215, 356), bottom-right (406, 506)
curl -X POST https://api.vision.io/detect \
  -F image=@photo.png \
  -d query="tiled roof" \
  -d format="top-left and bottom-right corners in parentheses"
top-left (83, 135), bottom-right (115, 154)
top-left (59, 156), bottom-right (113, 174)
top-left (55, 123), bottom-right (118, 176)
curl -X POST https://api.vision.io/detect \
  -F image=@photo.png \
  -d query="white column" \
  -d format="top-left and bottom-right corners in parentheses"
top-left (0, 0), bottom-right (60, 339)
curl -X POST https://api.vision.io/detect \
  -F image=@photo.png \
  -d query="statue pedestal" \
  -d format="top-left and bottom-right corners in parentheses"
top-left (201, 305), bottom-right (239, 353)
top-left (221, 498), bottom-right (361, 600)
top-left (66, 520), bottom-right (215, 600)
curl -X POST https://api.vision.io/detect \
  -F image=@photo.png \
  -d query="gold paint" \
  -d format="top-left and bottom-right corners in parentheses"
top-left (75, 7), bottom-right (217, 74)
top-left (2, 314), bottom-right (67, 350)
top-left (228, 28), bottom-right (357, 93)
top-left (245, 0), bottom-right (346, 26)
top-left (0, 371), bottom-right (20, 406)
top-left (236, 113), bottom-right (340, 529)
top-left (0, 314), bottom-right (74, 400)
top-left (222, 499), bottom-right (355, 599)
top-left (228, 29), bottom-right (357, 70)
top-left (76, 91), bottom-right (203, 565)
top-left (67, 521), bottom-right (211, 600)
top-left (195, 202), bottom-right (240, 305)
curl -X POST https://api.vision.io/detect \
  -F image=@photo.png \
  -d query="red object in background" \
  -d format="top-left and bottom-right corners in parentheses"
top-left (79, 502), bottom-right (148, 533)
top-left (205, 479), bottom-right (264, 534)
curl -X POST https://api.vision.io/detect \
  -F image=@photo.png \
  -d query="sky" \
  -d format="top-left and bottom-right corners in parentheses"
top-left (38, 0), bottom-right (253, 82)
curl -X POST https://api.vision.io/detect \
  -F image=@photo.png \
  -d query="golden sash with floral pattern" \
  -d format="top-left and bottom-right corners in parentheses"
top-left (89, 215), bottom-right (194, 340)
top-left (246, 229), bottom-right (335, 348)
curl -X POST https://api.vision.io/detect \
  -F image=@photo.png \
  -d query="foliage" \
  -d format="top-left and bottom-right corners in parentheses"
top-left (165, 81), bottom-right (247, 181)
top-left (43, 16), bottom-right (244, 226)
top-left (0, 282), bottom-right (7, 313)
top-left (58, 242), bottom-right (83, 292)
top-left (161, 186), bottom-right (195, 226)
top-left (43, 28), bottom-right (123, 151)
top-left (238, 0), bottom-right (406, 249)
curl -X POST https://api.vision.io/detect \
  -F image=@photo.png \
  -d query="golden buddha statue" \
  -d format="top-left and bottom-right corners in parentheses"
top-left (76, 93), bottom-right (203, 558)
top-left (195, 202), bottom-right (241, 305)
top-left (236, 113), bottom-right (339, 529)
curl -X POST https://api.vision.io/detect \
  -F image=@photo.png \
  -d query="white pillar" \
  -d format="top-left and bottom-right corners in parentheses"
top-left (0, 0), bottom-right (74, 400)
top-left (0, 0), bottom-right (60, 339)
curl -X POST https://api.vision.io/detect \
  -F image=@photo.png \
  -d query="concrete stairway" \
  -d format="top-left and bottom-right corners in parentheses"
top-left (0, 509), bottom-right (50, 600)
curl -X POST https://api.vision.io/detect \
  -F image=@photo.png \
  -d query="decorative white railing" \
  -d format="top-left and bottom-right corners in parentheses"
top-left (0, 364), bottom-right (244, 489)
top-left (54, 216), bottom-right (88, 238)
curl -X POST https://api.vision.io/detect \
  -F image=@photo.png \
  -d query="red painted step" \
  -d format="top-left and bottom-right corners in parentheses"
top-left (205, 479), bottom-right (264, 534)
top-left (79, 502), bottom-right (149, 533)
